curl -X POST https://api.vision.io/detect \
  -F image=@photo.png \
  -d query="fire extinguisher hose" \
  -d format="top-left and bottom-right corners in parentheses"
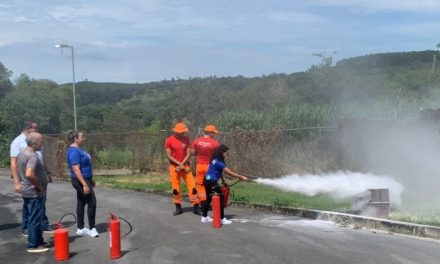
top-left (225, 173), bottom-right (258, 188)
top-left (117, 216), bottom-right (133, 237)
top-left (107, 216), bottom-right (133, 237)
top-left (53, 212), bottom-right (77, 229)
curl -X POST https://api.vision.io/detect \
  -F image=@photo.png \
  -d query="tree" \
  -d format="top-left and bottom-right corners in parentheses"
top-left (433, 43), bottom-right (440, 74)
top-left (0, 62), bottom-right (12, 99)
top-left (0, 75), bottom-right (62, 134)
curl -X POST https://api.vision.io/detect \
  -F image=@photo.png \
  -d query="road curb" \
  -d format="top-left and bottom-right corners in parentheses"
top-left (231, 202), bottom-right (440, 240)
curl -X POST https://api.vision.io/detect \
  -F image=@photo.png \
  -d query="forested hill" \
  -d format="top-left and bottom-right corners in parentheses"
top-left (336, 50), bottom-right (435, 70)
top-left (1, 50), bottom-right (440, 135)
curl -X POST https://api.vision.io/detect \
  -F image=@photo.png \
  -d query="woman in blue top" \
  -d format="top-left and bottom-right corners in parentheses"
top-left (66, 131), bottom-right (99, 238)
top-left (201, 144), bottom-right (249, 224)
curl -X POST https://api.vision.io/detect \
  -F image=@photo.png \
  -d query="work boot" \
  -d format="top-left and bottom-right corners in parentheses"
top-left (173, 204), bottom-right (183, 216)
top-left (193, 204), bottom-right (202, 215)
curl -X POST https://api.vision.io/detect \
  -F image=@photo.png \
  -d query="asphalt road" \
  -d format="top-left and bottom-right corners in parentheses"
top-left (1, 171), bottom-right (440, 264)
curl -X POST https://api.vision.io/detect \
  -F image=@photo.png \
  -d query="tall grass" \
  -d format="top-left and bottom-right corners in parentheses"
top-left (95, 148), bottom-right (132, 169)
top-left (336, 97), bottom-right (422, 120)
top-left (214, 97), bottom-right (423, 132)
top-left (214, 104), bottom-right (335, 131)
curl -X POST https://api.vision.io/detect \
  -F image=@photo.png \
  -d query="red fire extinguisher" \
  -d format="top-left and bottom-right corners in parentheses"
top-left (221, 184), bottom-right (230, 208)
top-left (108, 213), bottom-right (121, 259)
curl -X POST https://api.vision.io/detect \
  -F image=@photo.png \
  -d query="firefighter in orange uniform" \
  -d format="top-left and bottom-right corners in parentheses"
top-left (191, 125), bottom-right (220, 207)
top-left (165, 122), bottom-right (202, 216)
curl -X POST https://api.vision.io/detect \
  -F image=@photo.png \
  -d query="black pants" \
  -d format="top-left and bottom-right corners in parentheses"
top-left (202, 179), bottom-right (225, 219)
top-left (71, 178), bottom-right (96, 229)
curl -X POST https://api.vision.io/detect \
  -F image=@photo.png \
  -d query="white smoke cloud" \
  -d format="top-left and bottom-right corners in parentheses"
top-left (255, 171), bottom-right (404, 204)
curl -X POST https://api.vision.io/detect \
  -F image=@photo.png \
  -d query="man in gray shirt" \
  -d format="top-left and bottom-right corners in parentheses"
top-left (10, 120), bottom-right (52, 236)
top-left (17, 132), bottom-right (49, 253)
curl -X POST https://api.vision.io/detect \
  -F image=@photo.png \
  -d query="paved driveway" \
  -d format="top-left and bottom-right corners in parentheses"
top-left (1, 171), bottom-right (439, 264)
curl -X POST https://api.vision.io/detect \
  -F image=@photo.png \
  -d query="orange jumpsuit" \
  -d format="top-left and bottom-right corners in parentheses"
top-left (165, 135), bottom-right (199, 205)
top-left (192, 135), bottom-right (219, 202)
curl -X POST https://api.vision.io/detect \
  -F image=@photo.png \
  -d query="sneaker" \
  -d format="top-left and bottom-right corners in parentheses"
top-left (76, 228), bottom-right (90, 236)
top-left (221, 218), bottom-right (232, 225)
top-left (21, 230), bottom-right (28, 237)
top-left (193, 204), bottom-right (202, 216)
top-left (27, 246), bottom-right (49, 253)
top-left (42, 226), bottom-right (56, 234)
top-left (39, 241), bottom-right (50, 247)
top-left (201, 216), bottom-right (213, 223)
top-left (89, 228), bottom-right (99, 238)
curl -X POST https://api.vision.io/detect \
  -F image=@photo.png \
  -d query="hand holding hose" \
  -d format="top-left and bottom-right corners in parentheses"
top-left (240, 175), bottom-right (250, 181)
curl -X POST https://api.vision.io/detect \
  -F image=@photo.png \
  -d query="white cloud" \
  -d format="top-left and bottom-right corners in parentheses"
top-left (87, 40), bottom-right (147, 49)
top-left (312, 0), bottom-right (440, 13)
top-left (0, 16), bottom-right (29, 22)
top-left (266, 11), bottom-right (326, 24)
top-left (0, 29), bottom-right (43, 47)
top-left (1, 0), bottom-right (440, 83)
top-left (380, 21), bottom-right (440, 38)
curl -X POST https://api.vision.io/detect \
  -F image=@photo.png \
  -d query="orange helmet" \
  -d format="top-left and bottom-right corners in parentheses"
top-left (204, 125), bottom-right (219, 133)
top-left (173, 122), bottom-right (189, 133)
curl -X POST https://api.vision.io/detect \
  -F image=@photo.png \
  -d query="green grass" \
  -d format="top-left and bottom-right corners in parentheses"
top-left (94, 174), bottom-right (170, 192)
top-left (389, 208), bottom-right (440, 227)
top-left (229, 182), bottom-right (352, 211)
top-left (95, 148), bottom-right (132, 169)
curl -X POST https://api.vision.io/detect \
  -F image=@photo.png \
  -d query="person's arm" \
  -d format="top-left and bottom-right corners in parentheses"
top-left (25, 157), bottom-right (43, 193)
top-left (10, 157), bottom-right (20, 192)
top-left (38, 151), bottom-right (53, 183)
top-left (43, 162), bottom-right (53, 183)
top-left (224, 167), bottom-right (249, 181)
top-left (165, 148), bottom-right (183, 167)
top-left (190, 141), bottom-right (198, 156)
top-left (46, 171), bottom-right (53, 183)
top-left (181, 147), bottom-right (192, 166)
top-left (72, 164), bottom-right (90, 194)
top-left (220, 175), bottom-right (227, 185)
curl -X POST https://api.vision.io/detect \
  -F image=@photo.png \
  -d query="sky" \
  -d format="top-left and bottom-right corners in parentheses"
top-left (1, 0), bottom-right (440, 84)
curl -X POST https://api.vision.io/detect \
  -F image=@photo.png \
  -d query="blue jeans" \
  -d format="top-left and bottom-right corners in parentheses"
top-left (21, 196), bottom-right (49, 232)
top-left (23, 197), bottom-right (44, 248)
top-left (21, 197), bottom-right (28, 232)
top-left (41, 197), bottom-right (49, 229)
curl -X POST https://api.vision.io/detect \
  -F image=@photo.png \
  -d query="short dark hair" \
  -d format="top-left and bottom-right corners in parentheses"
top-left (23, 120), bottom-right (38, 130)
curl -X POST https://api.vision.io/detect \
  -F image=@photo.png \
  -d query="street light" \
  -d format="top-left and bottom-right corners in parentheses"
top-left (54, 43), bottom-right (77, 131)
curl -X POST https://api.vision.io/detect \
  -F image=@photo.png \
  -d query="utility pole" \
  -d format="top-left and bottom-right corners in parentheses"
top-left (54, 44), bottom-right (77, 130)
top-left (432, 43), bottom-right (440, 75)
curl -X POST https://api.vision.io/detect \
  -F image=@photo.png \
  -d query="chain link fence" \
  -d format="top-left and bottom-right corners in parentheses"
top-left (42, 127), bottom-right (338, 179)
top-left (42, 117), bottom-right (440, 181)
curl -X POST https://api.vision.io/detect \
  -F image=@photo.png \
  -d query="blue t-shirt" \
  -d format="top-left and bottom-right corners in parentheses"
top-left (67, 146), bottom-right (93, 180)
top-left (205, 159), bottom-right (226, 182)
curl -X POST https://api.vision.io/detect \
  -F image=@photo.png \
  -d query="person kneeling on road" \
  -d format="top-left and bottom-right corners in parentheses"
top-left (201, 144), bottom-right (249, 224)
